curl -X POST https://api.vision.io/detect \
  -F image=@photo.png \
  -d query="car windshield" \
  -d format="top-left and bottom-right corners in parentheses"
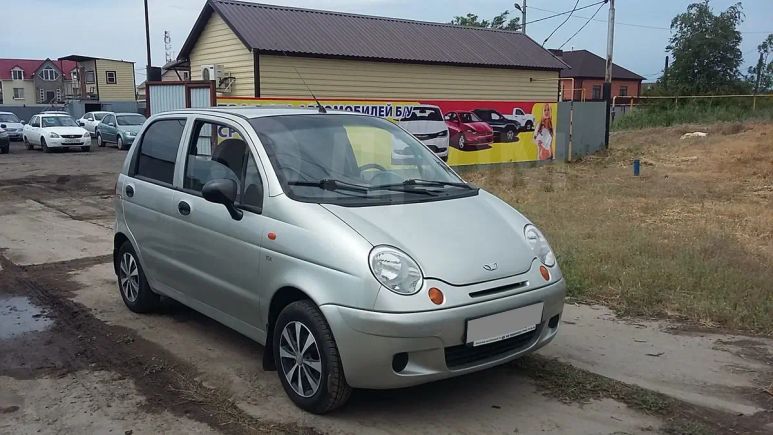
top-left (94, 113), bottom-right (108, 120)
top-left (400, 107), bottom-right (443, 122)
top-left (249, 114), bottom-right (476, 206)
top-left (42, 116), bottom-right (77, 127)
top-left (0, 114), bottom-right (20, 123)
top-left (460, 112), bottom-right (482, 123)
top-left (116, 114), bottom-right (146, 126)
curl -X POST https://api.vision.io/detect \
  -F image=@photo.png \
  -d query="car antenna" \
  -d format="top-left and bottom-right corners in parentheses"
top-left (278, 49), bottom-right (326, 114)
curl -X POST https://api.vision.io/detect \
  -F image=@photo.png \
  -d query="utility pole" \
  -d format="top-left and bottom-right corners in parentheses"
top-left (514, 1), bottom-right (526, 34)
top-left (144, 0), bottom-right (152, 80)
top-left (603, 0), bottom-right (615, 148)
top-left (753, 51), bottom-right (764, 110)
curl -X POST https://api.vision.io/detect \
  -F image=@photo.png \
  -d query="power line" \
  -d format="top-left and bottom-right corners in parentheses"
top-left (559, 2), bottom-right (607, 49)
top-left (529, 5), bottom-right (772, 34)
top-left (522, 0), bottom-right (607, 26)
top-left (542, 0), bottom-right (581, 46)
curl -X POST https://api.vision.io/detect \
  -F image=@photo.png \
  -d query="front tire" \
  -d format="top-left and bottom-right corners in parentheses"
top-left (97, 133), bottom-right (105, 147)
top-left (24, 137), bottom-right (32, 150)
top-left (117, 136), bottom-right (126, 150)
top-left (81, 145), bottom-right (91, 152)
top-left (0, 145), bottom-right (8, 154)
top-left (41, 138), bottom-right (50, 153)
top-left (525, 120), bottom-right (534, 131)
top-left (117, 241), bottom-right (160, 313)
top-left (458, 135), bottom-right (466, 149)
top-left (273, 300), bottom-right (351, 414)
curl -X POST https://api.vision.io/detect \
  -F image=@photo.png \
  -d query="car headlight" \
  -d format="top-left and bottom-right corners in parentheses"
top-left (369, 246), bottom-right (423, 295)
top-left (125, 131), bottom-right (134, 136)
top-left (83, 131), bottom-right (91, 137)
top-left (524, 224), bottom-right (556, 267)
top-left (437, 130), bottom-right (448, 137)
top-left (50, 132), bottom-right (60, 138)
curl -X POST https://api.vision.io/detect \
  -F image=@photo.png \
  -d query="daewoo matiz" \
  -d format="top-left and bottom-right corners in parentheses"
top-left (114, 107), bottom-right (565, 413)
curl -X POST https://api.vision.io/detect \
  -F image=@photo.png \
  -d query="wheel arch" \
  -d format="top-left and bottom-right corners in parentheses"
top-left (263, 286), bottom-right (316, 371)
top-left (113, 232), bottom-right (130, 276)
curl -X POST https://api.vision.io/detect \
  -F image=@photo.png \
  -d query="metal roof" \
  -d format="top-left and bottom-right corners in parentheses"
top-left (557, 50), bottom-right (644, 80)
top-left (179, 0), bottom-right (568, 71)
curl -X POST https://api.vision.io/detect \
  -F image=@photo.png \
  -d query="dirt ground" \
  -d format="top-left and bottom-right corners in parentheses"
top-left (1, 138), bottom-right (771, 434)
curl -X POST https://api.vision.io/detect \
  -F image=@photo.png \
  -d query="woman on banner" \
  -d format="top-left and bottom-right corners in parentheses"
top-left (533, 104), bottom-right (554, 160)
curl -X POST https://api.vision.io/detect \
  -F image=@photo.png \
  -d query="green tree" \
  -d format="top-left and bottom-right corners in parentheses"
top-left (661, 1), bottom-right (745, 95)
top-left (450, 11), bottom-right (520, 31)
top-left (746, 34), bottom-right (773, 92)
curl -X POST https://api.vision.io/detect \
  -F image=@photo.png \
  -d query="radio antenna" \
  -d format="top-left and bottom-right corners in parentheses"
top-left (277, 49), bottom-right (326, 113)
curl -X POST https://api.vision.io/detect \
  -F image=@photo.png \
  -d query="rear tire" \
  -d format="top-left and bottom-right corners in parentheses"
top-left (502, 127), bottom-right (517, 142)
top-left (273, 300), bottom-right (351, 414)
top-left (117, 241), bottom-right (160, 313)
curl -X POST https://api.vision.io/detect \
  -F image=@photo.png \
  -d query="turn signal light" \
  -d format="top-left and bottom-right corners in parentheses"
top-left (539, 265), bottom-right (550, 281)
top-left (267, 232), bottom-right (277, 240)
top-left (428, 287), bottom-right (444, 305)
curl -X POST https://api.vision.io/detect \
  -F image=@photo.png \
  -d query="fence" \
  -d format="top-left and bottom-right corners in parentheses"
top-left (146, 81), bottom-right (216, 116)
top-left (555, 101), bottom-right (607, 162)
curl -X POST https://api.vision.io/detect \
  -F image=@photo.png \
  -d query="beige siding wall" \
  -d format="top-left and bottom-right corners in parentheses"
top-left (1, 80), bottom-right (35, 105)
top-left (95, 59), bottom-right (136, 101)
top-left (259, 55), bottom-right (559, 101)
top-left (189, 13), bottom-right (254, 97)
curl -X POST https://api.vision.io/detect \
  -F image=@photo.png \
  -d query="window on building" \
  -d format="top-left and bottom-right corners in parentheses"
top-left (13, 88), bottom-right (24, 99)
top-left (182, 71), bottom-right (190, 80)
top-left (134, 119), bottom-right (187, 185)
top-left (86, 71), bottom-right (95, 83)
top-left (106, 71), bottom-right (117, 84)
top-left (619, 86), bottom-right (628, 97)
top-left (11, 68), bottom-right (24, 80)
top-left (39, 88), bottom-right (45, 103)
top-left (592, 85), bottom-right (602, 100)
top-left (40, 66), bottom-right (59, 81)
top-left (71, 70), bottom-right (78, 81)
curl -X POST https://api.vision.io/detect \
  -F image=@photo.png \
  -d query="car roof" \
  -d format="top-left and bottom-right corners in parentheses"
top-left (40, 113), bottom-right (71, 117)
top-left (159, 106), bottom-right (367, 119)
top-left (114, 112), bottom-right (144, 116)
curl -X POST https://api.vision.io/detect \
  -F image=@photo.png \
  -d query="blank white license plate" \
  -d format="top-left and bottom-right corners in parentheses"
top-left (64, 140), bottom-right (80, 144)
top-left (466, 302), bottom-right (544, 347)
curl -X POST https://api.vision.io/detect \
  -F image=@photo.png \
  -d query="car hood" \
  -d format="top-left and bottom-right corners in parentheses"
top-left (399, 120), bottom-right (447, 135)
top-left (119, 125), bottom-right (142, 134)
top-left (43, 126), bottom-right (88, 135)
top-left (466, 122), bottom-right (493, 134)
top-left (321, 190), bottom-right (537, 285)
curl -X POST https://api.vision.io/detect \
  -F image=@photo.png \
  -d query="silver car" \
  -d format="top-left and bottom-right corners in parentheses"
top-left (114, 107), bottom-right (565, 414)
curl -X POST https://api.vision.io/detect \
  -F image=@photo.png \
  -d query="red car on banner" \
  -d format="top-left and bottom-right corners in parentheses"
top-left (444, 111), bottom-right (494, 150)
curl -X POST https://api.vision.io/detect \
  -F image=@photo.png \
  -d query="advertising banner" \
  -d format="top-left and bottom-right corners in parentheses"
top-left (217, 97), bottom-right (558, 166)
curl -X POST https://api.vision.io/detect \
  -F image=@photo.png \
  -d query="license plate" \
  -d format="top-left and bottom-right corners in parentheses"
top-left (466, 302), bottom-right (543, 347)
top-left (64, 140), bottom-right (80, 144)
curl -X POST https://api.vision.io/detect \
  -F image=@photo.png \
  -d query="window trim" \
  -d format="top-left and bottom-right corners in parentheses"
top-left (106, 70), bottom-right (117, 84)
top-left (129, 117), bottom-right (189, 188)
top-left (40, 66), bottom-right (59, 81)
top-left (11, 68), bottom-right (24, 80)
top-left (13, 87), bottom-right (24, 99)
top-left (85, 70), bottom-right (96, 84)
top-left (619, 86), bottom-right (629, 97)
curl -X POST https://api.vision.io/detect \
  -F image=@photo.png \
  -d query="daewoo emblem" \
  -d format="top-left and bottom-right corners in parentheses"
top-left (483, 263), bottom-right (498, 271)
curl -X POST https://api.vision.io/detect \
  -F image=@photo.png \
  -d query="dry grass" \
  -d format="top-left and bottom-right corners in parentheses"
top-left (462, 121), bottom-right (773, 335)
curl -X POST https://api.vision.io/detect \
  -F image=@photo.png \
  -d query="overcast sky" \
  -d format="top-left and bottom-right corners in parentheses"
top-left (4, 0), bottom-right (772, 85)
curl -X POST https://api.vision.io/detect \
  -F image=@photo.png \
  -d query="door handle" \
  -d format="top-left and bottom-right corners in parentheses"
top-left (125, 185), bottom-right (134, 198)
top-left (178, 201), bottom-right (191, 216)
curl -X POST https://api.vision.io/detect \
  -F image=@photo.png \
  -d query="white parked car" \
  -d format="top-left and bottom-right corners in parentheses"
top-left (398, 105), bottom-right (450, 161)
top-left (23, 114), bottom-right (92, 152)
top-left (506, 108), bottom-right (536, 131)
top-left (0, 112), bottom-right (25, 141)
top-left (77, 111), bottom-right (111, 136)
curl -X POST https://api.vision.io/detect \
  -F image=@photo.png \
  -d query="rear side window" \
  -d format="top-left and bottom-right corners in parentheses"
top-left (134, 119), bottom-right (186, 185)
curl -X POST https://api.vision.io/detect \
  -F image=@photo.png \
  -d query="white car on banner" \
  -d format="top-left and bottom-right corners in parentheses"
top-left (397, 105), bottom-right (449, 161)
top-left (506, 107), bottom-right (536, 131)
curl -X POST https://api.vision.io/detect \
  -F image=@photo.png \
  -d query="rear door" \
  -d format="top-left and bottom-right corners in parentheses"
top-left (121, 116), bottom-right (189, 294)
top-left (167, 117), bottom-right (266, 330)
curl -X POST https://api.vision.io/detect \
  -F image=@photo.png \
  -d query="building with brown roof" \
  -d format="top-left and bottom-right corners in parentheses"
top-left (178, 0), bottom-right (568, 101)
top-left (552, 49), bottom-right (645, 101)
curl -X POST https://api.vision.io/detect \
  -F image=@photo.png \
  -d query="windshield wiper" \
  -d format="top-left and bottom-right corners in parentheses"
top-left (288, 179), bottom-right (369, 193)
top-left (375, 179), bottom-right (474, 190)
top-left (288, 179), bottom-right (437, 196)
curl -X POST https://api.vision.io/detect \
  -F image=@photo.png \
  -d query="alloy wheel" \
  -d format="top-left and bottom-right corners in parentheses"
top-left (279, 321), bottom-right (322, 398)
top-left (506, 130), bottom-right (515, 141)
top-left (119, 252), bottom-right (140, 302)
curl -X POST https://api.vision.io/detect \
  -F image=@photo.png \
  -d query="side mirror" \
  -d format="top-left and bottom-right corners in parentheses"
top-left (108, 122), bottom-right (115, 127)
top-left (21, 121), bottom-right (26, 125)
top-left (77, 121), bottom-right (84, 126)
top-left (0, 124), bottom-right (5, 129)
top-left (202, 178), bottom-right (243, 221)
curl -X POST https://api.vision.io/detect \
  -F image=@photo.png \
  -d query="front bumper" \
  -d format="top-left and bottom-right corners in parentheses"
top-left (47, 137), bottom-right (91, 147)
top-left (6, 131), bottom-right (22, 140)
top-left (463, 133), bottom-right (494, 145)
top-left (321, 278), bottom-right (566, 389)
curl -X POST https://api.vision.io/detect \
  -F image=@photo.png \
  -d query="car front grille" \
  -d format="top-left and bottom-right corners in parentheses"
top-left (426, 145), bottom-right (446, 153)
top-left (444, 328), bottom-right (538, 369)
top-left (62, 134), bottom-right (82, 139)
top-left (414, 131), bottom-right (447, 140)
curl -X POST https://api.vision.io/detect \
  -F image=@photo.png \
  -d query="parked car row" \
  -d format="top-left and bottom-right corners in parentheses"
top-left (0, 110), bottom-right (148, 154)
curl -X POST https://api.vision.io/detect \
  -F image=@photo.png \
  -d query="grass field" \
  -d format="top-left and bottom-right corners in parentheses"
top-left (613, 99), bottom-right (773, 130)
top-left (463, 121), bottom-right (773, 335)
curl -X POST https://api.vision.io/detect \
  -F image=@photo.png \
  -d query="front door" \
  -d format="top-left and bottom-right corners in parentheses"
top-left (168, 118), bottom-right (265, 333)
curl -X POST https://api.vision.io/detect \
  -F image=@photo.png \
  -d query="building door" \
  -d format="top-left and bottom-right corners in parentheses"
top-left (45, 91), bottom-right (56, 103)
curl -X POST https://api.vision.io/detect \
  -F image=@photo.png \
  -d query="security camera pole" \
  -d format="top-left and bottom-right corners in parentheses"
top-left (603, 0), bottom-right (615, 148)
